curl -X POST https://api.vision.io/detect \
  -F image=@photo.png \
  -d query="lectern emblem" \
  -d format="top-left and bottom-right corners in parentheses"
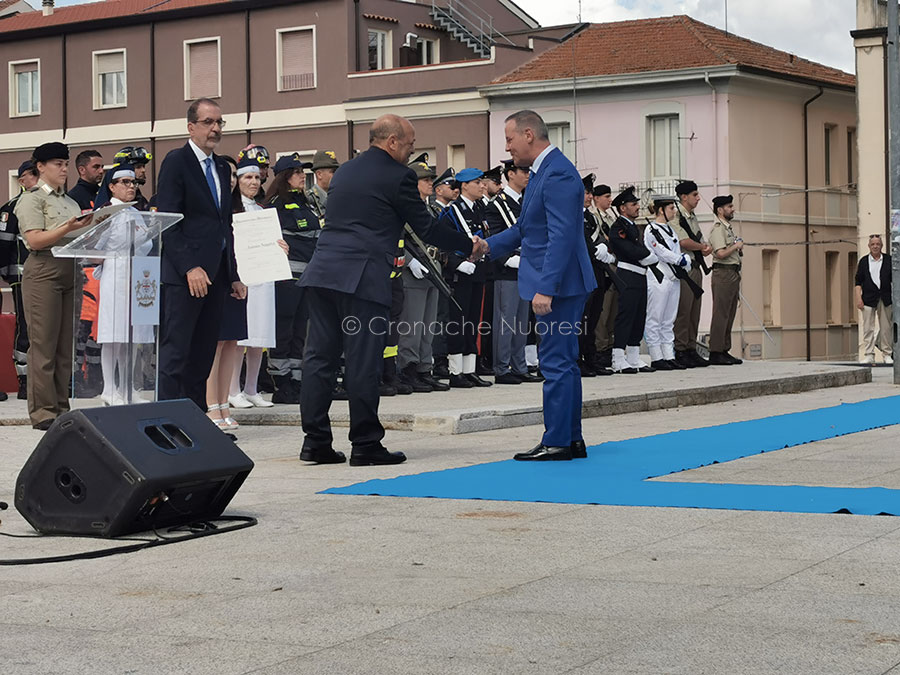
top-left (135, 269), bottom-right (157, 308)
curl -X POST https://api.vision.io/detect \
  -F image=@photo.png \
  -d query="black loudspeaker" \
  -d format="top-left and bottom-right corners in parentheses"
top-left (15, 400), bottom-right (254, 538)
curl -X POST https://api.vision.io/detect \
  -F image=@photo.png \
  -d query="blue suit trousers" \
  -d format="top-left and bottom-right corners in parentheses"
top-left (536, 292), bottom-right (588, 447)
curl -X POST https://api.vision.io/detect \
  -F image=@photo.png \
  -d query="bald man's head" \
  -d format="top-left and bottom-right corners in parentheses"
top-left (369, 114), bottom-right (416, 164)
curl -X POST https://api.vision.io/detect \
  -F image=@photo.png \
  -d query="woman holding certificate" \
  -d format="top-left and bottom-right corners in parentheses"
top-left (264, 154), bottom-right (319, 405)
top-left (228, 158), bottom-right (284, 410)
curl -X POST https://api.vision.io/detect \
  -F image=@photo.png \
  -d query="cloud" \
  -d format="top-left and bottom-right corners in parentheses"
top-left (515, 0), bottom-right (854, 72)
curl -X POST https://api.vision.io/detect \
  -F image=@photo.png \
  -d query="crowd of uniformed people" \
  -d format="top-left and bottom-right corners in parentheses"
top-left (0, 134), bottom-right (745, 431)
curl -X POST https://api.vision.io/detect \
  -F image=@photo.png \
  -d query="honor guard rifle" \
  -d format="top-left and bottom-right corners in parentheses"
top-left (403, 224), bottom-right (463, 313)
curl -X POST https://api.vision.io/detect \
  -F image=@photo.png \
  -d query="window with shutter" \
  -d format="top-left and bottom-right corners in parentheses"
top-left (279, 28), bottom-right (315, 91)
top-left (186, 40), bottom-right (220, 99)
top-left (95, 50), bottom-right (126, 108)
top-left (10, 60), bottom-right (39, 116)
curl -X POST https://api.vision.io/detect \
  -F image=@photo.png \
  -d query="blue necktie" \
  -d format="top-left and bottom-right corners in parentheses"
top-left (204, 157), bottom-right (219, 212)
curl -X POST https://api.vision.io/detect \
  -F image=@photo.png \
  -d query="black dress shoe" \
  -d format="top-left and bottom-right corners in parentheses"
top-left (32, 418), bottom-right (54, 431)
top-left (349, 446), bottom-right (407, 466)
top-left (667, 359), bottom-right (687, 370)
top-left (674, 350), bottom-right (696, 369)
top-left (432, 365), bottom-right (451, 380)
top-left (494, 372), bottom-right (521, 385)
top-left (724, 352), bottom-right (743, 364)
top-left (393, 380), bottom-right (413, 395)
top-left (516, 372), bottom-right (544, 383)
top-left (690, 350), bottom-right (710, 367)
top-left (449, 374), bottom-right (475, 388)
top-left (570, 439), bottom-right (588, 459)
top-left (707, 351), bottom-right (733, 365)
top-left (466, 373), bottom-right (493, 387)
top-left (379, 383), bottom-right (397, 396)
top-left (593, 366), bottom-right (614, 376)
top-left (513, 444), bottom-right (573, 461)
top-left (615, 367), bottom-right (638, 374)
top-left (637, 365), bottom-right (656, 373)
top-left (650, 359), bottom-right (673, 371)
top-left (419, 373), bottom-right (449, 391)
top-left (579, 362), bottom-right (596, 377)
top-left (300, 446), bottom-right (347, 464)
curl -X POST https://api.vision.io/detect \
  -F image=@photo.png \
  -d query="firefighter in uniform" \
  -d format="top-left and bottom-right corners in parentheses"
top-left (0, 160), bottom-right (38, 400)
top-left (265, 153), bottom-right (319, 403)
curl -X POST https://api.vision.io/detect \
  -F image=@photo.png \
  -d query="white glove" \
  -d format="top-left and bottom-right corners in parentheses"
top-left (408, 258), bottom-right (429, 279)
top-left (594, 243), bottom-right (616, 264)
top-left (456, 260), bottom-right (476, 275)
top-left (504, 254), bottom-right (520, 269)
top-left (639, 251), bottom-right (659, 266)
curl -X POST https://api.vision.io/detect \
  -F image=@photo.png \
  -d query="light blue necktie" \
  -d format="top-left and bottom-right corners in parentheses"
top-left (204, 157), bottom-right (219, 212)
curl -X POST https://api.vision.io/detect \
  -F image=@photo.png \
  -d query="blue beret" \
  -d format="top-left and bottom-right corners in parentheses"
top-left (456, 167), bottom-right (484, 183)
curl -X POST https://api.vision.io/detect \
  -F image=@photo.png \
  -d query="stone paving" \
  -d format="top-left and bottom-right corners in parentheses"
top-left (0, 367), bottom-right (899, 674)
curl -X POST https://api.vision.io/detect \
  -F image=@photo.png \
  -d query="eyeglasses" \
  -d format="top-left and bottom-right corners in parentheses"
top-left (115, 179), bottom-right (136, 186)
top-left (869, 234), bottom-right (883, 240)
top-left (195, 118), bottom-right (226, 128)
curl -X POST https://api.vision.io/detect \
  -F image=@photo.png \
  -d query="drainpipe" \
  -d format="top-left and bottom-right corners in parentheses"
top-left (803, 86), bottom-right (823, 362)
top-left (245, 8), bottom-right (252, 145)
top-left (347, 119), bottom-right (354, 160)
top-left (353, 0), bottom-right (361, 72)
top-left (703, 71), bottom-right (719, 193)
top-left (149, 22), bottom-right (156, 189)
top-left (61, 33), bottom-right (67, 136)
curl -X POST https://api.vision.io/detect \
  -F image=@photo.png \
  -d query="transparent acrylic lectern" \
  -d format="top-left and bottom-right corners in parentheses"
top-left (53, 209), bottom-right (183, 407)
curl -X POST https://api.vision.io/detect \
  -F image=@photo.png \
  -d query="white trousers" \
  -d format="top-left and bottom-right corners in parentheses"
top-left (645, 276), bottom-right (681, 361)
top-left (861, 300), bottom-right (893, 358)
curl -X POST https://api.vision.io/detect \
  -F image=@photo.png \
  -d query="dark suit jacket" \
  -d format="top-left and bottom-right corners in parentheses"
top-left (855, 253), bottom-right (892, 307)
top-left (487, 147), bottom-right (596, 300)
top-left (300, 146), bottom-right (473, 307)
top-left (156, 142), bottom-right (237, 286)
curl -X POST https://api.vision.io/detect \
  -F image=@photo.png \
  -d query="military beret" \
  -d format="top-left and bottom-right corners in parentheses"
top-left (17, 160), bottom-right (35, 177)
top-left (33, 142), bottom-right (69, 163)
top-left (456, 167), bottom-right (484, 183)
top-left (675, 180), bottom-right (698, 196)
top-left (582, 173), bottom-right (595, 191)
top-left (311, 149), bottom-right (339, 171)
top-left (712, 194), bottom-right (734, 211)
top-left (483, 165), bottom-right (503, 183)
top-left (592, 184), bottom-right (611, 197)
top-left (433, 167), bottom-right (455, 187)
top-left (611, 186), bottom-right (639, 208)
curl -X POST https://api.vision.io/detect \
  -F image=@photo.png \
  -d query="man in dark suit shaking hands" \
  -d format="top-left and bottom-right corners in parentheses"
top-left (156, 98), bottom-right (245, 410)
top-left (299, 114), bottom-right (486, 466)
top-left (483, 110), bottom-right (597, 461)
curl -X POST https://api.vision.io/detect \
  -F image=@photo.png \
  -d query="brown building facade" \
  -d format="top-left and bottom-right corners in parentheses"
top-left (0, 0), bottom-right (562, 197)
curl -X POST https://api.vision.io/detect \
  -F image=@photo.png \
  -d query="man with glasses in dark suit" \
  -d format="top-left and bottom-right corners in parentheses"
top-left (156, 98), bottom-right (246, 410)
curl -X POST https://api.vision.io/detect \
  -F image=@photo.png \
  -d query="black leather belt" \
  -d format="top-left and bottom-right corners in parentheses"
top-left (712, 263), bottom-right (740, 271)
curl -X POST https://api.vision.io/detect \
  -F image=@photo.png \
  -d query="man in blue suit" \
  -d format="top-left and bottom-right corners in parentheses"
top-left (156, 98), bottom-right (245, 411)
top-left (485, 110), bottom-right (597, 461)
top-left (299, 114), bottom-right (485, 466)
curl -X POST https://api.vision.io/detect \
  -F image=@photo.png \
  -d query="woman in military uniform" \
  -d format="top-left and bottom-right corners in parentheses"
top-left (15, 142), bottom-right (93, 430)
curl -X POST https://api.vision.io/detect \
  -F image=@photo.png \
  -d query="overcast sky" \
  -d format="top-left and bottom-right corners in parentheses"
top-left (52, 0), bottom-right (856, 73)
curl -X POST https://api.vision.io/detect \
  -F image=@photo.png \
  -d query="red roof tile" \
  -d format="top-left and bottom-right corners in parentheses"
top-left (493, 15), bottom-right (855, 89)
top-left (0, 0), bottom-right (233, 32)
